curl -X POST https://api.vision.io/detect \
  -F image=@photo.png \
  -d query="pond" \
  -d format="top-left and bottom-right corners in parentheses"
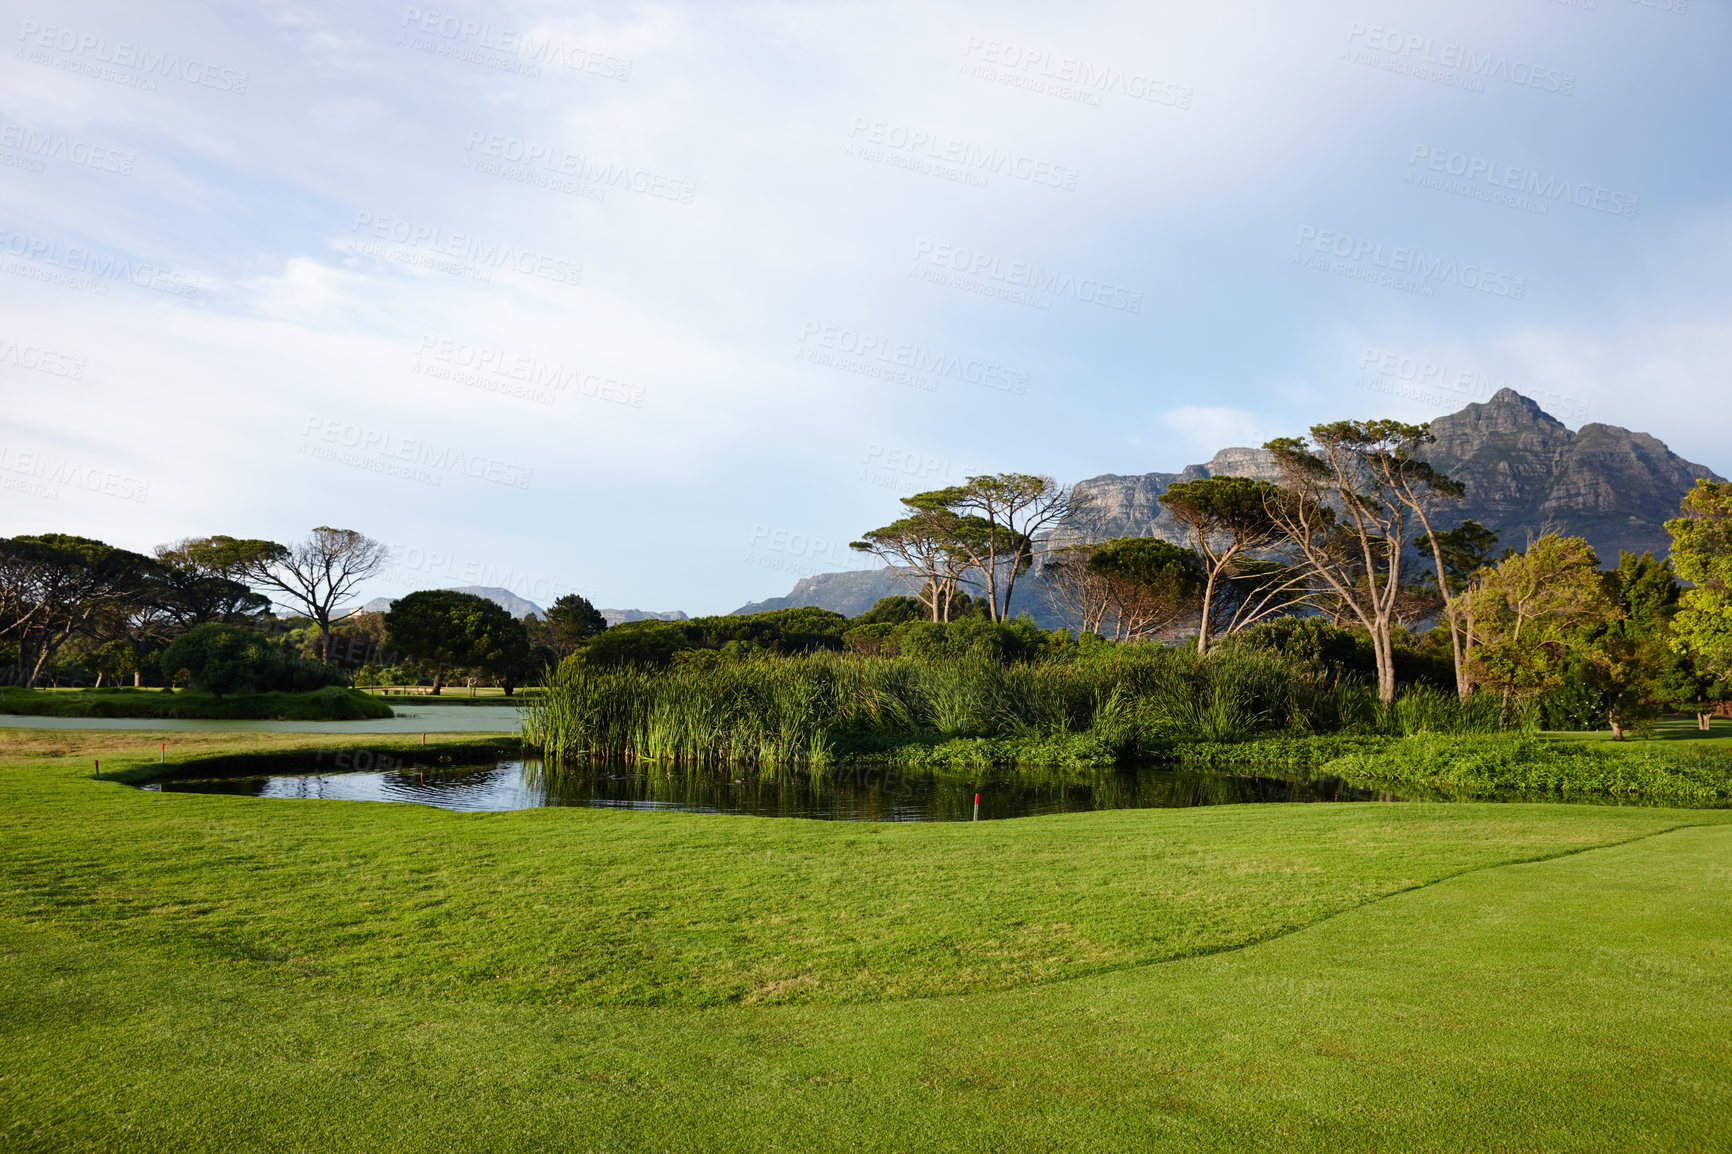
top-left (138, 757), bottom-right (1400, 821)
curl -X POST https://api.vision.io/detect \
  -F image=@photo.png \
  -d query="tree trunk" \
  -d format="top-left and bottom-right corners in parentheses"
top-left (1195, 568), bottom-right (1219, 657)
top-left (94, 672), bottom-right (104, 688)
top-left (1609, 716), bottom-right (1624, 741)
top-left (1699, 710), bottom-right (1713, 732)
top-left (1372, 622), bottom-right (1396, 705)
top-left (430, 662), bottom-right (444, 695)
top-left (133, 670), bottom-right (141, 688)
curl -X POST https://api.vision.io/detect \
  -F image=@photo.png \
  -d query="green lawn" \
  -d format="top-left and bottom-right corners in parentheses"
top-left (2, 731), bottom-right (1729, 1151)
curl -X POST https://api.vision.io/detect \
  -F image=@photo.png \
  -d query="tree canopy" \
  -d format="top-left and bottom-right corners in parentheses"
top-left (384, 590), bottom-right (528, 695)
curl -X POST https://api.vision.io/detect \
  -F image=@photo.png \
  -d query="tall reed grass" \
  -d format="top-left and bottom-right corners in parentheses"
top-left (521, 646), bottom-right (1513, 767)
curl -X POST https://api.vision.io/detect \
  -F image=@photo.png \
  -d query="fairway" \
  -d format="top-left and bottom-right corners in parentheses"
top-left (2, 732), bottom-right (1729, 1151)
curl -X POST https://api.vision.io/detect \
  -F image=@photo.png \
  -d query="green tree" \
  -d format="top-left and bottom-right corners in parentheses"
top-left (1157, 476), bottom-right (1295, 654)
top-left (0, 535), bottom-right (157, 688)
top-left (1086, 537), bottom-right (1205, 642)
top-left (158, 623), bottom-right (276, 698)
top-left (1266, 420), bottom-right (1464, 703)
top-left (384, 590), bottom-right (528, 695)
top-left (543, 594), bottom-right (608, 655)
top-left (942, 474), bottom-right (1088, 621)
top-left (189, 528), bottom-right (389, 664)
top-left (83, 639), bottom-right (139, 688)
top-left (851, 503), bottom-right (980, 622)
top-left (1666, 479), bottom-right (1732, 685)
top-left (1464, 535), bottom-right (1618, 721)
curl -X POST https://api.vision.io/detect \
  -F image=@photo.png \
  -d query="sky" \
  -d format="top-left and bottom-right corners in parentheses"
top-left (2, 0), bottom-right (1728, 616)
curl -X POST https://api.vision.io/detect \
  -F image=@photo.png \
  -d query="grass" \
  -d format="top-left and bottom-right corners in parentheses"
top-left (0, 685), bottom-right (395, 721)
top-left (2, 729), bottom-right (1730, 1149)
top-left (522, 648), bottom-right (1495, 769)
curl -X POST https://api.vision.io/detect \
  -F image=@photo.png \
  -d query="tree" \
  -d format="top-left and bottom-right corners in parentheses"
top-left (0, 535), bottom-right (157, 688)
top-left (211, 529), bottom-right (389, 664)
top-left (83, 639), bottom-right (138, 688)
top-left (1038, 544), bottom-right (1118, 637)
top-left (943, 474), bottom-right (1091, 621)
top-left (543, 594), bottom-right (608, 655)
top-left (384, 590), bottom-right (526, 695)
top-left (158, 623), bottom-right (276, 698)
top-left (1666, 479), bottom-right (1732, 684)
top-left (1464, 535), bottom-right (1618, 721)
top-left (1265, 421), bottom-right (1464, 703)
top-left (1157, 476), bottom-right (1297, 654)
top-left (1586, 552), bottom-right (1680, 739)
top-left (1085, 538), bottom-right (1205, 642)
top-left (851, 507), bottom-right (977, 622)
top-left (151, 540), bottom-right (272, 627)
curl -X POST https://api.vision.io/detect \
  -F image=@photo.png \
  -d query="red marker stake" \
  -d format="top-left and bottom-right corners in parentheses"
top-left (973, 792), bottom-right (980, 822)
top-left (421, 732), bottom-right (426, 746)
top-left (94, 759), bottom-right (100, 779)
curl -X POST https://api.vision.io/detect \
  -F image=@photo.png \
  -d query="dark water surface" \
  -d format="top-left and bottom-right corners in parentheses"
top-left (140, 758), bottom-right (1399, 821)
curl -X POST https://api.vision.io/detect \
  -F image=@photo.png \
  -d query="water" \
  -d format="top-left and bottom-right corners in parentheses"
top-left (139, 758), bottom-right (1399, 821)
top-left (0, 703), bottom-right (522, 733)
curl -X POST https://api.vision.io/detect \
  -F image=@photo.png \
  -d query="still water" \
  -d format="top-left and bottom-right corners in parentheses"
top-left (140, 758), bottom-right (1399, 821)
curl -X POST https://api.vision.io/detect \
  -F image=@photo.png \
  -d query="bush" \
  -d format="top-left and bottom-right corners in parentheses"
top-left (158, 623), bottom-right (347, 697)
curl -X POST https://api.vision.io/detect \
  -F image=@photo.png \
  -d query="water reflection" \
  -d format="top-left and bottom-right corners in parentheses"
top-left (141, 759), bottom-right (1398, 820)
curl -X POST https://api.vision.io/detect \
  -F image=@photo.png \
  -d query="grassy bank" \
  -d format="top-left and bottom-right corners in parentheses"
top-left (0, 685), bottom-right (395, 721)
top-left (1, 730), bottom-right (1730, 1149)
top-left (1179, 730), bottom-right (1732, 803)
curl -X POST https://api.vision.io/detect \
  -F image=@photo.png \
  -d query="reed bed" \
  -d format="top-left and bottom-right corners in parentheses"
top-left (521, 646), bottom-right (1510, 768)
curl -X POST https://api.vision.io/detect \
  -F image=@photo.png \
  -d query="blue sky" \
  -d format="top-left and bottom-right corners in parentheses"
top-left (2, 0), bottom-right (1727, 614)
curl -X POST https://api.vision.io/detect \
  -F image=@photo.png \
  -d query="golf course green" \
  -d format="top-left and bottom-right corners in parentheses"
top-left (2, 729), bottom-right (1728, 1151)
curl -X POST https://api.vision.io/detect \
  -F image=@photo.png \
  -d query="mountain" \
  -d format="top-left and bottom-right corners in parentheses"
top-left (352, 586), bottom-right (545, 619)
top-left (731, 569), bottom-right (911, 616)
top-left (601, 608), bottom-right (690, 625)
top-left (1423, 389), bottom-right (1722, 561)
top-left (732, 390), bottom-right (1722, 617)
top-left (1072, 389), bottom-right (1721, 563)
top-left (1071, 446), bottom-right (1286, 543)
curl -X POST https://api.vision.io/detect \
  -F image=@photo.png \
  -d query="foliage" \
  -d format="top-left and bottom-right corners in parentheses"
top-left (525, 637), bottom-right (1525, 769)
top-left (1317, 732), bottom-right (1732, 801)
top-left (384, 590), bottom-right (529, 694)
top-left (852, 474), bottom-right (1088, 621)
top-left (1412, 519), bottom-right (1504, 594)
top-left (1465, 534), bottom-right (1618, 710)
top-left (1265, 419), bottom-right (1465, 702)
top-left (0, 533), bottom-right (158, 688)
top-left (581, 607), bottom-right (854, 668)
top-left (213, 528), bottom-right (389, 663)
top-left (0, 684), bottom-right (390, 720)
top-left (853, 595), bottom-right (925, 626)
top-left (1666, 478), bottom-right (1732, 680)
top-left (542, 594), bottom-right (608, 655)
top-left (1157, 475), bottom-right (1297, 652)
top-left (157, 622), bottom-right (348, 697)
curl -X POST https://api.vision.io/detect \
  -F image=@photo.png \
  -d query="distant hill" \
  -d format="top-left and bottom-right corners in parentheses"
top-left (732, 389), bottom-right (1723, 617)
top-left (350, 592), bottom-right (687, 625)
top-left (601, 608), bottom-right (690, 625)
top-left (731, 569), bottom-right (911, 617)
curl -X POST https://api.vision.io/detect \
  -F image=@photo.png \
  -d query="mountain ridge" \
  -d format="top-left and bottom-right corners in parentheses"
top-left (734, 389), bottom-right (1722, 617)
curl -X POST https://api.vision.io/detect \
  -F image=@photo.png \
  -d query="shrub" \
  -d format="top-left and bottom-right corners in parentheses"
top-left (158, 623), bottom-right (347, 697)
